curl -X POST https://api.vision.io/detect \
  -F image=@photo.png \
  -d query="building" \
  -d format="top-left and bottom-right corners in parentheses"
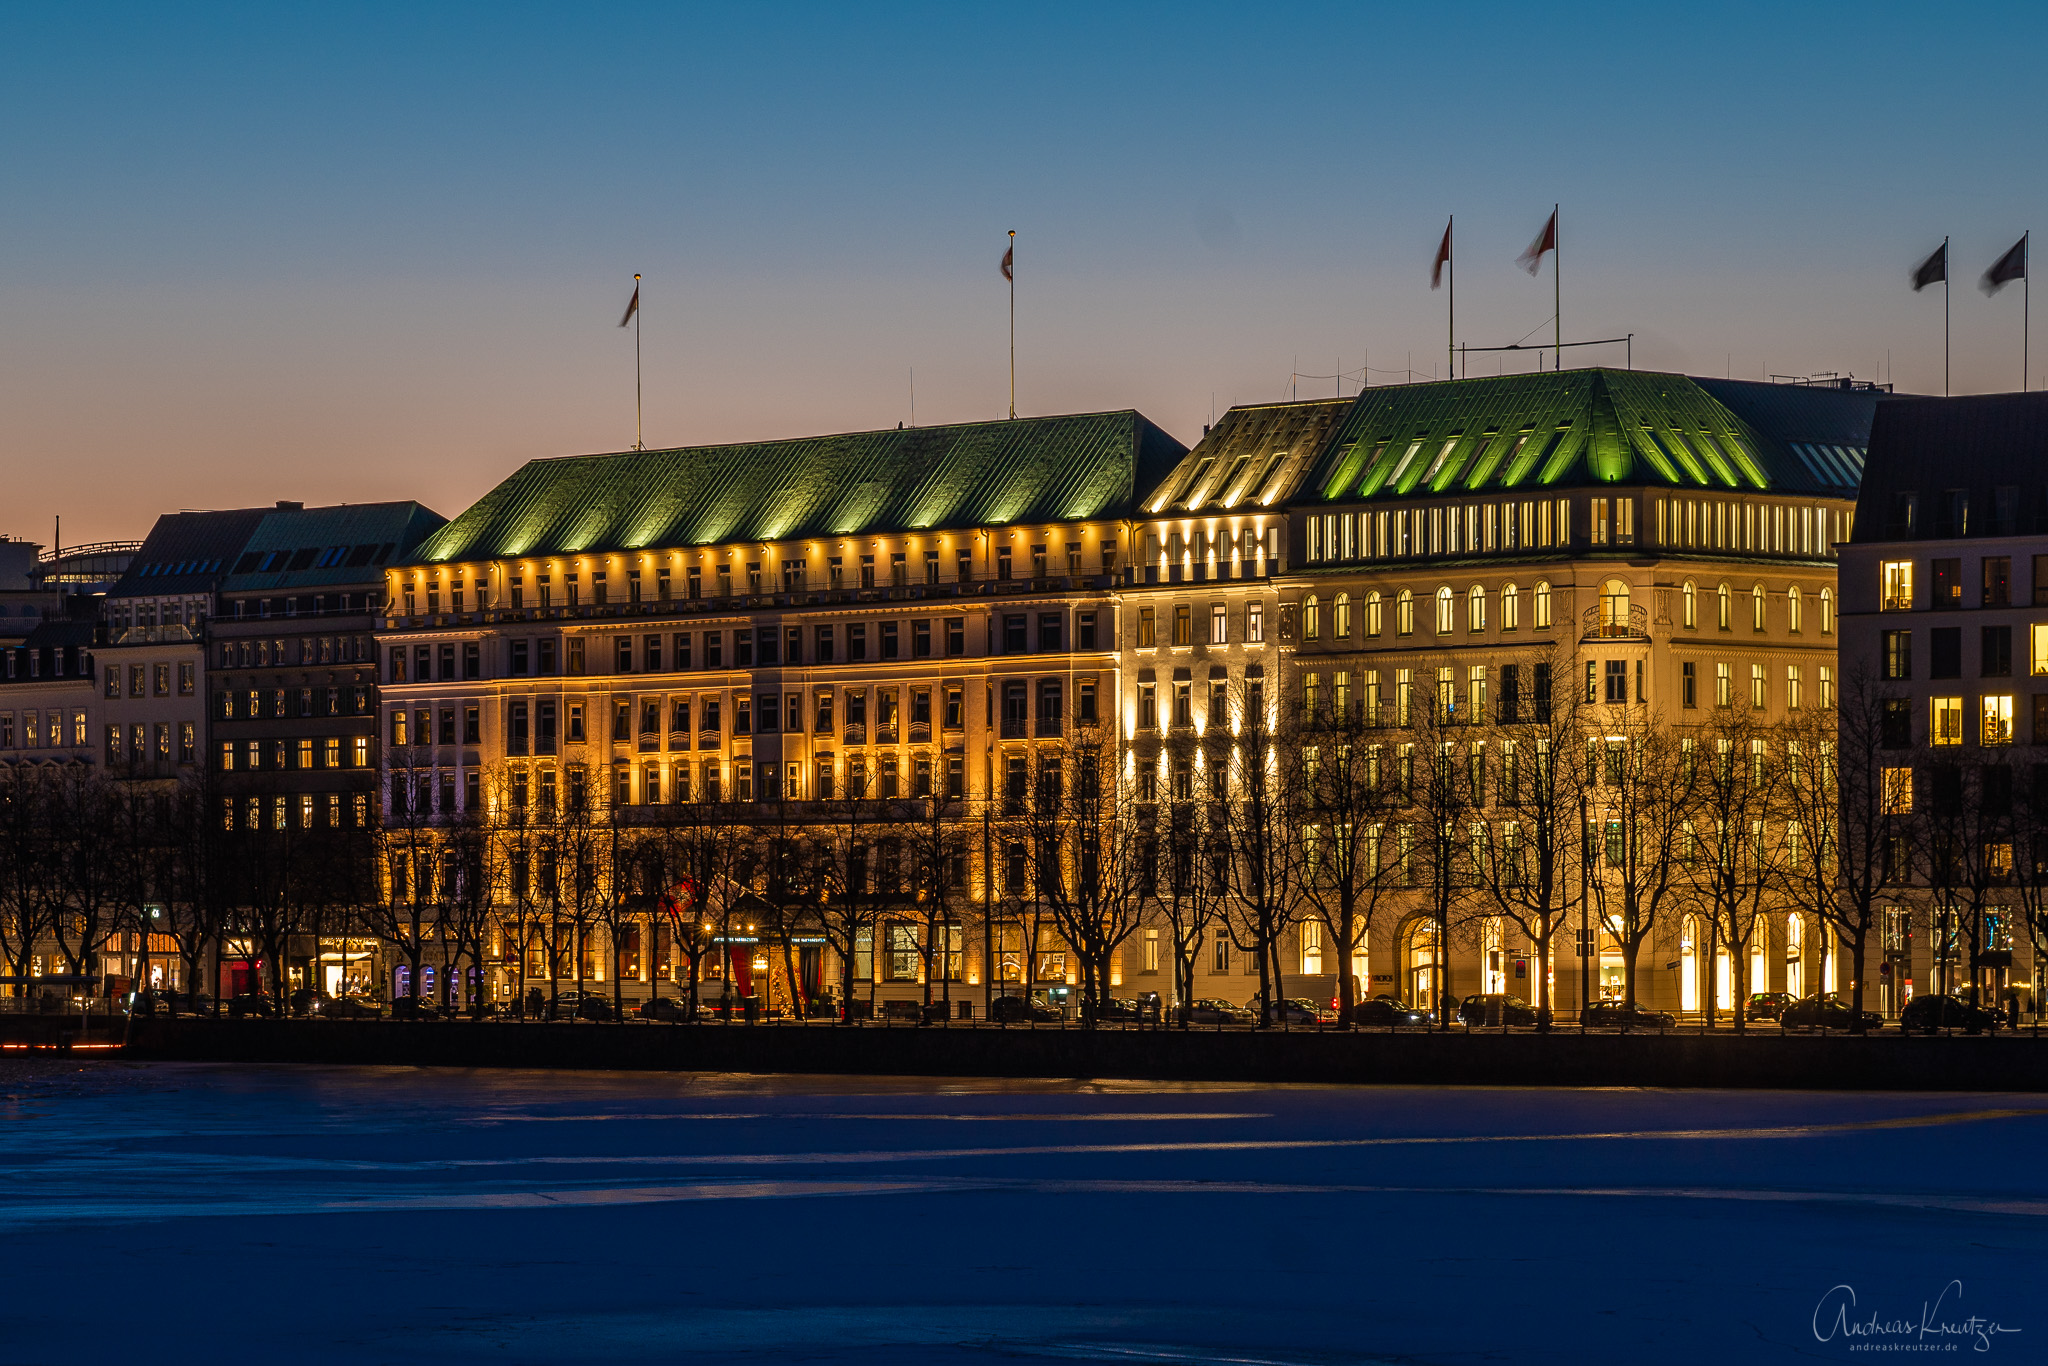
top-left (1840, 389), bottom-right (2048, 1018)
top-left (1202, 368), bottom-right (1884, 1017)
top-left (377, 411), bottom-right (1185, 1010)
top-left (0, 618), bottom-right (98, 772)
top-left (210, 499), bottom-right (446, 998)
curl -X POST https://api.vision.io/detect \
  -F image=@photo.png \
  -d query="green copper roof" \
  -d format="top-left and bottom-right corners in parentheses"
top-left (1144, 399), bottom-right (1349, 514)
top-left (1297, 369), bottom-right (1876, 505)
top-left (414, 411), bottom-right (1187, 564)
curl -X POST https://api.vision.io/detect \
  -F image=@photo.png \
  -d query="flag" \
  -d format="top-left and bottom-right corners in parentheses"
top-left (1910, 242), bottom-right (1947, 292)
top-left (1981, 234), bottom-right (2028, 295)
top-left (1000, 243), bottom-right (1014, 281)
top-left (1430, 219), bottom-right (1452, 290)
top-left (1517, 210), bottom-right (1557, 275)
top-left (619, 281), bottom-right (639, 327)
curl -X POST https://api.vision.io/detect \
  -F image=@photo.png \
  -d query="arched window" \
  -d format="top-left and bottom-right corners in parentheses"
top-left (1501, 583), bottom-right (1520, 631)
top-left (1435, 586), bottom-right (1455, 635)
top-left (1752, 584), bottom-right (1766, 631)
top-left (1397, 589), bottom-right (1415, 637)
top-left (1467, 584), bottom-right (1486, 633)
top-left (1819, 588), bottom-right (1834, 634)
top-left (1302, 594), bottom-right (1321, 641)
top-left (1787, 585), bottom-right (1803, 633)
top-left (1365, 590), bottom-right (1383, 638)
top-left (1334, 592), bottom-right (1351, 639)
top-left (1600, 578), bottom-right (1630, 634)
top-left (1682, 580), bottom-right (1697, 629)
top-left (1533, 581), bottom-right (1553, 629)
top-left (1717, 582), bottom-right (1731, 630)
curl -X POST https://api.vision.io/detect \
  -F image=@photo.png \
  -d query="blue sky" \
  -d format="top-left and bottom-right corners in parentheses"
top-left (3, 1), bottom-right (2044, 541)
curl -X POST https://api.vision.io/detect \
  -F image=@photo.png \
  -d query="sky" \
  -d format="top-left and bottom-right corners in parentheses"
top-left (3, 1), bottom-right (2046, 545)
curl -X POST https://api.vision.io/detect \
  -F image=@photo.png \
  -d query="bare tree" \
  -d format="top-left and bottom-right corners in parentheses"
top-left (1215, 667), bottom-right (1300, 1021)
top-left (1290, 678), bottom-right (1401, 1025)
top-left (1581, 698), bottom-right (1695, 1017)
top-left (1470, 644), bottom-right (1584, 1029)
top-left (1021, 737), bottom-right (1144, 1021)
top-left (1681, 702), bottom-right (1794, 1032)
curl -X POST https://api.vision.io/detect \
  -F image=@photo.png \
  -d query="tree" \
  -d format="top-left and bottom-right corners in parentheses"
top-left (1403, 668), bottom-right (1484, 1028)
top-left (1147, 756), bottom-right (1226, 1025)
top-left (1779, 669), bottom-right (1899, 1033)
top-left (1580, 698), bottom-right (1695, 1018)
top-left (1470, 643), bottom-right (1584, 1030)
top-left (1290, 677), bottom-right (1401, 1025)
top-left (1020, 737), bottom-right (1144, 1021)
top-left (1681, 701), bottom-right (1792, 1031)
top-left (1215, 667), bottom-right (1300, 1022)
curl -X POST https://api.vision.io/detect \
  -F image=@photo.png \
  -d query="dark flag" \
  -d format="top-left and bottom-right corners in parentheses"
top-left (619, 283), bottom-right (640, 327)
top-left (1911, 241), bottom-right (1948, 292)
top-left (1981, 234), bottom-right (2028, 295)
top-left (1000, 244), bottom-right (1014, 281)
top-left (1517, 210), bottom-right (1557, 275)
top-left (1430, 219), bottom-right (1452, 290)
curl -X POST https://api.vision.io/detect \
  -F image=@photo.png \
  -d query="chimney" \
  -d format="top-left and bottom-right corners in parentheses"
top-left (276, 500), bottom-right (303, 511)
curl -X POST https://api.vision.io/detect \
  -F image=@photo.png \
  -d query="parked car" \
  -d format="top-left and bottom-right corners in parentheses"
top-left (1457, 994), bottom-right (1538, 1028)
top-left (1581, 999), bottom-right (1676, 1032)
top-left (990, 994), bottom-right (1062, 1023)
top-left (546, 991), bottom-right (612, 1021)
top-left (1354, 994), bottom-right (1430, 1027)
top-left (1900, 993), bottom-right (2003, 1034)
top-left (1743, 991), bottom-right (1795, 1023)
top-left (1088, 996), bottom-right (1160, 1024)
top-left (1180, 998), bottom-right (1252, 1026)
top-left (1780, 993), bottom-right (1883, 1032)
top-left (1265, 997), bottom-right (1338, 1026)
top-left (315, 996), bottom-right (383, 1020)
top-left (226, 992), bottom-right (275, 1019)
top-left (389, 995), bottom-right (442, 1020)
top-left (636, 995), bottom-right (693, 1022)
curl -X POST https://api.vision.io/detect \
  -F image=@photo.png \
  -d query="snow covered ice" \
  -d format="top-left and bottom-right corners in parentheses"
top-left (0, 1061), bottom-right (2040, 1363)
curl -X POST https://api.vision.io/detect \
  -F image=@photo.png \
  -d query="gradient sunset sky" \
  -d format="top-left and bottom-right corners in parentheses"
top-left (4, 1), bottom-right (2044, 544)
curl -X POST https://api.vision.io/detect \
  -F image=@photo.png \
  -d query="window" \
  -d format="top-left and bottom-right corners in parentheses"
top-left (1751, 584), bottom-right (1766, 631)
top-left (1880, 560), bottom-right (1913, 611)
top-left (1467, 584), bottom-right (1486, 633)
top-left (1786, 665), bottom-right (1803, 710)
top-left (1787, 586), bottom-right (1803, 633)
top-left (1983, 695), bottom-right (2015, 745)
top-left (1681, 662), bottom-right (1696, 709)
top-left (1819, 666), bottom-right (1834, 708)
top-left (1930, 696), bottom-right (1964, 745)
top-left (1435, 586), bottom-right (1454, 635)
top-left (1365, 591), bottom-right (1383, 637)
top-left (1246, 603), bottom-right (1264, 643)
top-left (1985, 556), bottom-right (2012, 607)
top-left (1173, 604), bottom-right (1192, 646)
top-left (1532, 582), bottom-right (1551, 629)
top-left (1819, 588), bottom-right (1833, 634)
top-left (1750, 664), bottom-right (1766, 709)
top-left (1210, 603), bottom-right (1228, 644)
top-left (1301, 595), bottom-right (1319, 641)
top-left (1717, 582), bottom-right (1731, 630)
top-left (1603, 660), bottom-right (1626, 704)
top-left (1138, 608), bottom-right (1156, 648)
top-left (1682, 581), bottom-right (1696, 629)
top-left (1931, 628), bottom-right (1962, 679)
top-left (1966, 624), bottom-right (2009, 683)
top-left (1932, 558), bottom-right (1961, 610)
top-left (1715, 662), bottom-right (1731, 708)
top-left (1884, 630), bottom-right (1913, 680)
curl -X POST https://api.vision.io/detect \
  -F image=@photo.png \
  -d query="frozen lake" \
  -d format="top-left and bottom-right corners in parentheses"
top-left (0, 1060), bottom-right (2040, 1364)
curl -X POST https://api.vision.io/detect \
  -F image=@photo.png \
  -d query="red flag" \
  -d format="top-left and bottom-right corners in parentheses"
top-left (1000, 244), bottom-right (1014, 281)
top-left (1430, 219), bottom-right (1452, 290)
top-left (1517, 210), bottom-right (1557, 276)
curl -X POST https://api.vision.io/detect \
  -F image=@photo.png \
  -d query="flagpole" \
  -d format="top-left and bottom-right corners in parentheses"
top-left (2025, 231), bottom-right (2031, 392)
top-left (1554, 204), bottom-right (1562, 373)
top-left (1447, 215), bottom-right (1455, 380)
top-left (634, 273), bottom-right (644, 450)
top-left (1943, 238), bottom-right (1950, 397)
top-left (1008, 230), bottom-right (1016, 421)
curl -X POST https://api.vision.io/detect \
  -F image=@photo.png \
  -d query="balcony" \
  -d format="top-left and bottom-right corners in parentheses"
top-left (1582, 602), bottom-right (1648, 640)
